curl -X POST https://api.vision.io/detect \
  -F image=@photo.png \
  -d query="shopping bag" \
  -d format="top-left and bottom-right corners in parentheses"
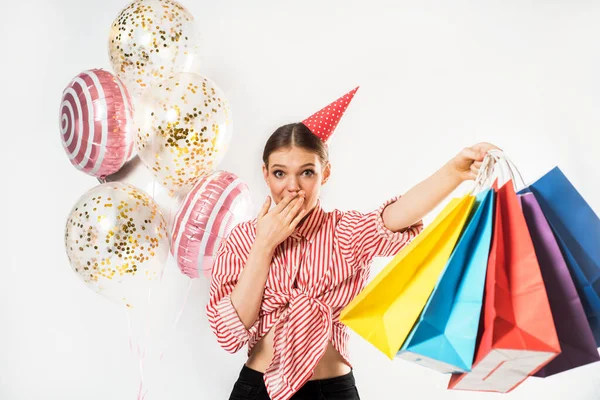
top-left (340, 194), bottom-right (475, 359)
top-left (396, 189), bottom-right (494, 373)
top-left (448, 181), bottom-right (560, 393)
top-left (520, 192), bottom-right (600, 377)
top-left (528, 166), bottom-right (600, 346)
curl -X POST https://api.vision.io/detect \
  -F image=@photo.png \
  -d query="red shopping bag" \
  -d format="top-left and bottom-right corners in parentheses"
top-left (448, 181), bottom-right (560, 393)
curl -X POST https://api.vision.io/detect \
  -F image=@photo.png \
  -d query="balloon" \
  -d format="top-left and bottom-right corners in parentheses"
top-left (101, 155), bottom-right (185, 236)
top-left (171, 171), bottom-right (253, 278)
top-left (134, 72), bottom-right (233, 194)
top-left (59, 69), bottom-right (135, 179)
top-left (64, 182), bottom-right (170, 308)
top-left (108, 0), bottom-right (201, 98)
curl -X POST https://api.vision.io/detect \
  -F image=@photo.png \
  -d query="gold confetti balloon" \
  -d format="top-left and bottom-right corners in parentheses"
top-left (64, 182), bottom-right (170, 308)
top-left (134, 72), bottom-right (233, 193)
top-left (108, 0), bottom-right (201, 98)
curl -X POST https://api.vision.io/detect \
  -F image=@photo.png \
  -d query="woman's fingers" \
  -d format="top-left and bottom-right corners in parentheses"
top-left (273, 193), bottom-right (297, 214)
top-left (462, 146), bottom-right (483, 162)
top-left (285, 195), bottom-right (305, 224)
top-left (281, 192), bottom-right (305, 217)
top-left (470, 163), bottom-right (480, 180)
top-left (258, 196), bottom-right (271, 219)
top-left (290, 208), bottom-right (308, 229)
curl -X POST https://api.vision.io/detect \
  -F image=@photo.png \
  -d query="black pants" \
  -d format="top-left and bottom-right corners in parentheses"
top-left (229, 365), bottom-right (361, 400)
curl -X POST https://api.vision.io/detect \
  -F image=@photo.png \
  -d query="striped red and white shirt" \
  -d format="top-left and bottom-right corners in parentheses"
top-left (206, 197), bottom-right (423, 400)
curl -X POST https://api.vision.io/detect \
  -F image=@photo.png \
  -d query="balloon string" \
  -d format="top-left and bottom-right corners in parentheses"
top-left (159, 279), bottom-right (193, 361)
top-left (126, 310), bottom-right (147, 400)
top-left (136, 346), bottom-right (148, 400)
top-left (137, 380), bottom-right (147, 400)
top-left (125, 285), bottom-right (154, 400)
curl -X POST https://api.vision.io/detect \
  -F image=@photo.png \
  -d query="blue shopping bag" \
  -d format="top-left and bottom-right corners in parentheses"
top-left (396, 189), bottom-right (494, 373)
top-left (528, 166), bottom-right (600, 346)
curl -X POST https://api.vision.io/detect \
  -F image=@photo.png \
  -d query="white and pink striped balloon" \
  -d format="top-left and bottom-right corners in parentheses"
top-left (59, 69), bottom-right (134, 179)
top-left (171, 171), bottom-right (253, 279)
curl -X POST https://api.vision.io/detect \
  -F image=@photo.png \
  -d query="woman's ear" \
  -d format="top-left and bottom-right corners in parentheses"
top-left (322, 162), bottom-right (331, 185)
top-left (262, 163), bottom-right (269, 183)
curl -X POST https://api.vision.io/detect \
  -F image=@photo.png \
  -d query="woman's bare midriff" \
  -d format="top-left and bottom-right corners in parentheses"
top-left (245, 324), bottom-right (351, 380)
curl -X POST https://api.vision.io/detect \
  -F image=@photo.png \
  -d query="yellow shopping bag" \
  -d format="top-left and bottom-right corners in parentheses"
top-left (340, 194), bottom-right (475, 359)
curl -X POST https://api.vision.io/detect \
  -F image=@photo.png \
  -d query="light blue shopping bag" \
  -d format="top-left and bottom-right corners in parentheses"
top-left (396, 189), bottom-right (494, 373)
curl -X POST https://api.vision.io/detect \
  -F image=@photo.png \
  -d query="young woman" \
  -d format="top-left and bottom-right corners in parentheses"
top-left (206, 88), bottom-right (498, 400)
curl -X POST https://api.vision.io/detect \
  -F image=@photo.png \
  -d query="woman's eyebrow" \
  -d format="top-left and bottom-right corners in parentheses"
top-left (271, 163), bottom-right (315, 169)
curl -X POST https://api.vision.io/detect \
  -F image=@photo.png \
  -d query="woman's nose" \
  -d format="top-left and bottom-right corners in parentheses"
top-left (286, 179), bottom-right (300, 193)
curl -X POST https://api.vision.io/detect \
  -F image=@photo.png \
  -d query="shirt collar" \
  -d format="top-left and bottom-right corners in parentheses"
top-left (291, 199), bottom-right (326, 242)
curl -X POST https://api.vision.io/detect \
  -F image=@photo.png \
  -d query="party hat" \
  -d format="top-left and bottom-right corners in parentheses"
top-left (302, 86), bottom-right (359, 143)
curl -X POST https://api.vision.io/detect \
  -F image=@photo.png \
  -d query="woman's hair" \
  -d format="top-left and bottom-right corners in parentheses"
top-left (262, 123), bottom-right (329, 168)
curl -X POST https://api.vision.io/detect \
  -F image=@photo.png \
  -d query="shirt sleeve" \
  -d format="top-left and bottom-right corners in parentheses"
top-left (337, 196), bottom-right (424, 265)
top-left (205, 224), bottom-right (255, 354)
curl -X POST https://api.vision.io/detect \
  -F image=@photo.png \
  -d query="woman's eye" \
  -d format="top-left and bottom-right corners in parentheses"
top-left (272, 170), bottom-right (314, 178)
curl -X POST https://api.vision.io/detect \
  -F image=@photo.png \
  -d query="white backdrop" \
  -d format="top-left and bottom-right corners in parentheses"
top-left (1, 0), bottom-right (600, 399)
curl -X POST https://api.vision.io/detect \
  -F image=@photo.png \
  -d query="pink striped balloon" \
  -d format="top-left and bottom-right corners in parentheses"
top-left (59, 69), bottom-right (134, 179)
top-left (171, 171), bottom-right (253, 279)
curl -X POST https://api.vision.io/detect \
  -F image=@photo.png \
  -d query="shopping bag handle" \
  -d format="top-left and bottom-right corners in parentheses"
top-left (471, 153), bottom-right (497, 194)
top-left (487, 150), bottom-right (527, 191)
top-left (470, 150), bottom-right (527, 194)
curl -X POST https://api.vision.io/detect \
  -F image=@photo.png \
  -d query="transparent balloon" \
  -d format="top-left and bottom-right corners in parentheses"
top-left (134, 72), bottom-right (233, 194)
top-left (64, 182), bottom-right (170, 308)
top-left (171, 171), bottom-right (254, 278)
top-left (108, 0), bottom-right (202, 98)
top-left (101, 155), bottom-right (185, 237)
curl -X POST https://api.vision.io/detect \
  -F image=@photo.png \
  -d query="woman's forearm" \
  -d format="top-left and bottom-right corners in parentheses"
top-left (229, 239), bottom-right (275, 329)
top-left (382, 161), bottom-right (463, 232)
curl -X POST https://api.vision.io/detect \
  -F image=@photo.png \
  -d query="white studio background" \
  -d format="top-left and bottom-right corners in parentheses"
top-left (1, 0), bottom-right (600, 399)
